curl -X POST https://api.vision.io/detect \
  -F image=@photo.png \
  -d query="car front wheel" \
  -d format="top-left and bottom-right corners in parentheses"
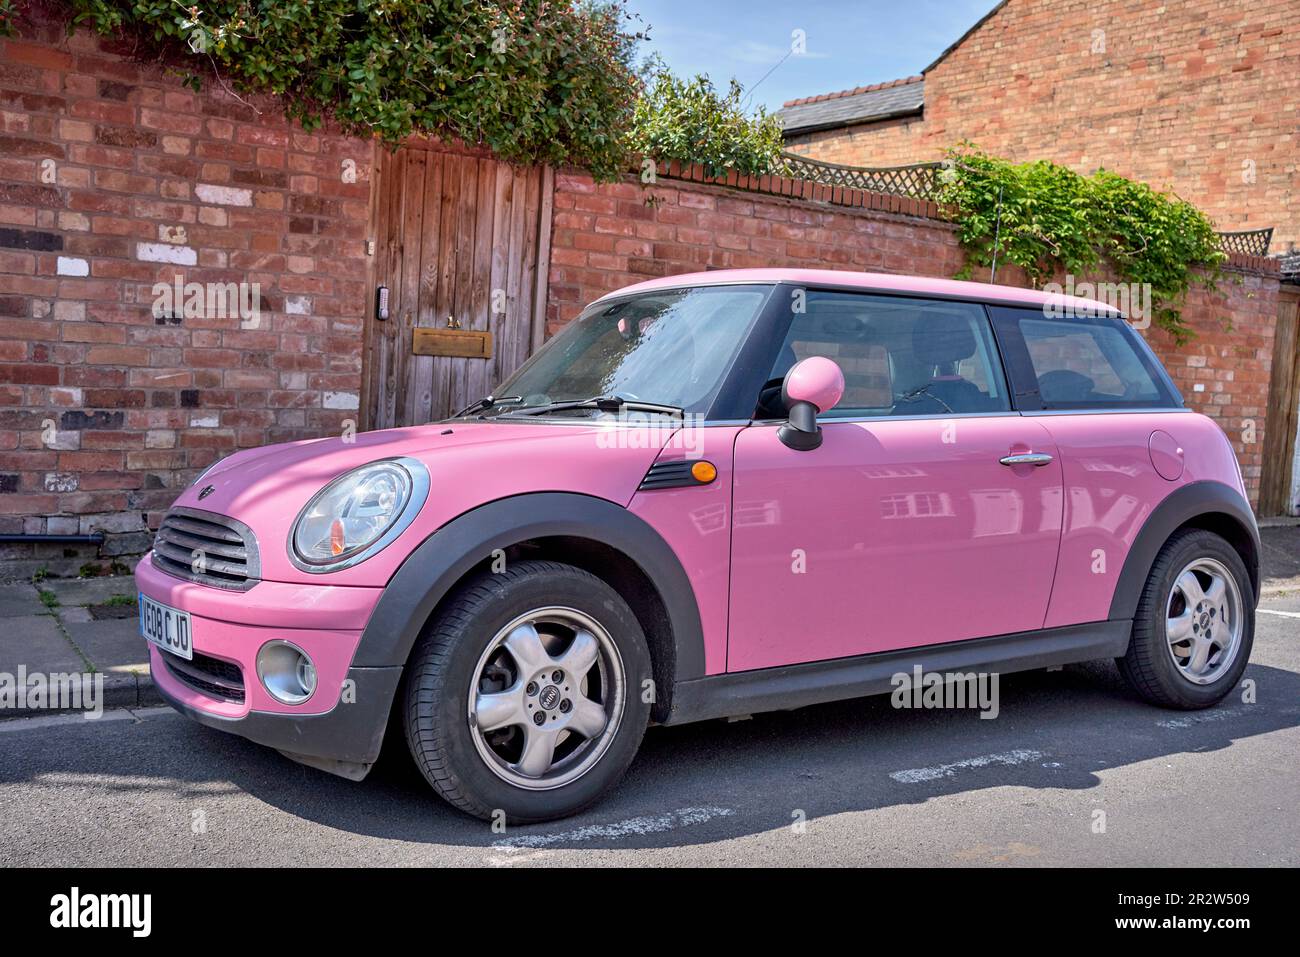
top-left (403, 559), bottom-right (652, 822)
top-left (1118, 528), bottom-right (1254, 709)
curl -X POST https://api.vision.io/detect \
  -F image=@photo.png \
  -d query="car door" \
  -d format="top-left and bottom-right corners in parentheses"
top-left (726, 291), bottom-right (1065, 672)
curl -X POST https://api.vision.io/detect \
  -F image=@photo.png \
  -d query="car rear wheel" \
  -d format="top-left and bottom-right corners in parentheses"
top-left (1117, 528), bottom-right (1254, 709)
top-left (403, 559), bottom-right (652, 822)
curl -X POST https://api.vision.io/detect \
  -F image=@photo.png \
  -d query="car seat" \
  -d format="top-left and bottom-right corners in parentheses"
top-left (899, 314), bottom-right (987, 413)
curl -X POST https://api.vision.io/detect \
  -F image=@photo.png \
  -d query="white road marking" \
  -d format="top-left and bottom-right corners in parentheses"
top-left (491, 805), bottom-right (735, 853)
top-left (1258, 608), bottom-right (1300, 619)
top-left (1157, 707), bottom-right (1247, 729)
top-left (0, 709), bottom-right (137, 731)
top-left (889, 749), bottom-right (1046, 784)
top-left (1156, 705), bottom-right (1300, 729)
top-left (485, 850), bottom-right (553, 868)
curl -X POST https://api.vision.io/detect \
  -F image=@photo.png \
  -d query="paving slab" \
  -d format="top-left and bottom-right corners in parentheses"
top-left (0, 615), bottom-right (84, 674)
top-left (0, 584), bottom-right (44, 619)
top-left (0, 615), bottom-right (156, 717)
top-left (1260, 526), bottom-right (1300, 595)
top-left (40, 576), bottom-right (136, 607)
top-left (63, 617), bottom-right (148, 675)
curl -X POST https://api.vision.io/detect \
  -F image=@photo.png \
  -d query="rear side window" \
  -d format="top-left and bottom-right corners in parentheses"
top-left (989, 307), bottom-right (1180, 410)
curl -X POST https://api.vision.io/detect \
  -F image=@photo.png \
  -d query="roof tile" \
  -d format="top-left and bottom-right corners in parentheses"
top-left (777, 77), bottom-right (924, 135)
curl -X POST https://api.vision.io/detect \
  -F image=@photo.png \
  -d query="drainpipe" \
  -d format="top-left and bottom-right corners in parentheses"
top-left (0, 532), bottom-right (106, 545)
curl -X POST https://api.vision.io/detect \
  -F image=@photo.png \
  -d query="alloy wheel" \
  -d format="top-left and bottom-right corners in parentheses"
top-left (466, 607), bottom-right (626, 790)
top-left (1164, 557), bottom-right (1243, 685)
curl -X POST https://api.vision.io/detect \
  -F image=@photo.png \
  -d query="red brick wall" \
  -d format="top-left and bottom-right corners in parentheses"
top-left (1150, 271), bottom-right (1279, 495)
top-left (547, 166), bottom-right (1280, 502)
top-left (785, 0), bottom-right (1300, 251)
top-left (0, 20), bottom-right (1283, 573)
top-left (786, 114), bottom-right (925, 169)
top-left (0, 23), bottom-right (374, 573)
top-left (545, 167), bottom-right (959, 335)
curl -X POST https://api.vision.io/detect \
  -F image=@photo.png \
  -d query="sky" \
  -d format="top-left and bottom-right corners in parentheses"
top-left (622, 0), bottom-right (1001, 113)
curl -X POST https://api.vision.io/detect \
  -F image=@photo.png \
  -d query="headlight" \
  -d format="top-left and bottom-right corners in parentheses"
top-left (289, 458), bottom-right (429, 572)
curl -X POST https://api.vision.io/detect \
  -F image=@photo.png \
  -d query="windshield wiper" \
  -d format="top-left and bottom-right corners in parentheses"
top-left (501, 395), bottom-right (684, 418)
top-left (454, 395), bottom-right (523, 417)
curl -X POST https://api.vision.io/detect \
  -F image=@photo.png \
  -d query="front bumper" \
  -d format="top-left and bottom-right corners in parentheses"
top-left (136, 554), bottom-right (400, 766)
top-left (151, 658), bottom-right (402, 767)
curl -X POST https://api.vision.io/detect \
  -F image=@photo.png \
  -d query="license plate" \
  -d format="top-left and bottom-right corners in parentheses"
top-left (139, 593), bottom-right (193, 660)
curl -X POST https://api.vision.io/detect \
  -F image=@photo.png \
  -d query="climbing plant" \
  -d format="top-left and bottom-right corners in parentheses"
top-left (63, 0), bottom-right (645, 181)
top-left (936, 144), bottom-right (1225, 343)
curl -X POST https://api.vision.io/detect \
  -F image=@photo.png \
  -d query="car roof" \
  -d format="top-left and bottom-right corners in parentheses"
top-left (593, 268), bottom-right (1123, 316)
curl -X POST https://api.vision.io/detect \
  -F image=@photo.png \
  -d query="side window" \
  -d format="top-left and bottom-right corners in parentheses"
top-left (996, 310), bottom-right (1177, 409)
top-left (762, 292), bottom-right (1011, 418)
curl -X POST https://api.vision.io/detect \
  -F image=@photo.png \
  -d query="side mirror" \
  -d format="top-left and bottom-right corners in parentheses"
top-left (778, 356), bottom-right (844, 451)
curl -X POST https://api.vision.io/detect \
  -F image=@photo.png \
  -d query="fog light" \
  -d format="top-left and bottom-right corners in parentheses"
top-left (256, 640), bottom-right (317, 705)
top-left (297, 657), bottom-right (317, 696)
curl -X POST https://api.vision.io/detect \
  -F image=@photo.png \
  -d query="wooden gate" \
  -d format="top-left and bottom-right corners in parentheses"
top-left (363, 143), bottom-right (553, 429)
top-left (1260, 287), bottom-right (1300, 516)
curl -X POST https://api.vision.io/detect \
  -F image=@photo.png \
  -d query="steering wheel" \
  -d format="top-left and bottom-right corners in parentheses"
top-left (891, 384), bottom-right (950, 415)
top-left (754, 376), bottom-right (786, 419)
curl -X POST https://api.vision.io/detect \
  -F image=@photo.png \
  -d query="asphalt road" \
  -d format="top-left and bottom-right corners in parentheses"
top-left (2, 598), bottom-right (1297, 867)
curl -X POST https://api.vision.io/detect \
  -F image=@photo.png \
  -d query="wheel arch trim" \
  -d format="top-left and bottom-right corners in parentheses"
top-left (353, 492), bottom-right (707, 683)
top-left (1109, 480), bottom-right (1260, 621)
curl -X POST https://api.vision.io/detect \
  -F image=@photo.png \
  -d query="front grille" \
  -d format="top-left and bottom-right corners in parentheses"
top-left (152, 507), bottom-right (260, 590)
top-left (161, 649), bottom-right (245, 703)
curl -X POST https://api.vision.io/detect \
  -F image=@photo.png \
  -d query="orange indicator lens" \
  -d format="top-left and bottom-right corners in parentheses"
top-left (691, 461), bottom-right (718, 484)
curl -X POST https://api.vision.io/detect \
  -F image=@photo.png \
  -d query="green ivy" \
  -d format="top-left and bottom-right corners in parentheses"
top-left (629, 66), bottom-right (785, 178)
top-left (936, 145), bottom-right (1225, 343)
top-left (65, 0), bottom-right (645, 181)
top-left (1, 0), bottom-right (18, 36)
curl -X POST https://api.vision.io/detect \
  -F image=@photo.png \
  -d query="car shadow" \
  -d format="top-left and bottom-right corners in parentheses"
top-left (7, 657), bottom-right (1292, 856)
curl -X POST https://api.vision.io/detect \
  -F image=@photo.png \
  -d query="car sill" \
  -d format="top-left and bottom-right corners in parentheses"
top-left (664, 620), bottom-right (1132, 725)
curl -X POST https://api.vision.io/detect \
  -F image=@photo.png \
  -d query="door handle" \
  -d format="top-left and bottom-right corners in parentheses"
top-left (999, 452), bottom-right (1054, 467)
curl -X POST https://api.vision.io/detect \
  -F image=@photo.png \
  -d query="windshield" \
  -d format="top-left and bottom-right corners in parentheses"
top-left (481, 284), bottom-right (771, 417)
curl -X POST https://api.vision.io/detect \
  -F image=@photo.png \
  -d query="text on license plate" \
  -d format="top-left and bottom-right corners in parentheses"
top-left (139, 594), bottom-right (192, 660)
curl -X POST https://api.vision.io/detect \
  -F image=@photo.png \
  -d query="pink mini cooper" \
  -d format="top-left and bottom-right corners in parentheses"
top-left (136, 269), bottom-right (1258, 822)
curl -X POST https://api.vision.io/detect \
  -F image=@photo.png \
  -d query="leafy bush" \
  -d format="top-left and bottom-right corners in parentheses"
top-left (1, 0), bottom-right (19, 36)
top-left (66, 0), bottom-right (644, 181)
top-left (40, 2), bottom-right (783, 180)
top-left (629, 67), bottom-right (786, 178)
top-left (937, 145), bottom-right (1225, 343)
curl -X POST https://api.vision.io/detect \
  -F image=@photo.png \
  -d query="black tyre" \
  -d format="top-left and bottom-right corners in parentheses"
top-left (403, 559), bottom-right (652, 822)
top-left (1117, 528), bottom-right (1254, 709)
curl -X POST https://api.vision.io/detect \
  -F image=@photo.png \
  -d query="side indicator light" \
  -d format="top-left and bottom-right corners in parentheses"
top-left (690, 461), bottom-right (718, 484)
